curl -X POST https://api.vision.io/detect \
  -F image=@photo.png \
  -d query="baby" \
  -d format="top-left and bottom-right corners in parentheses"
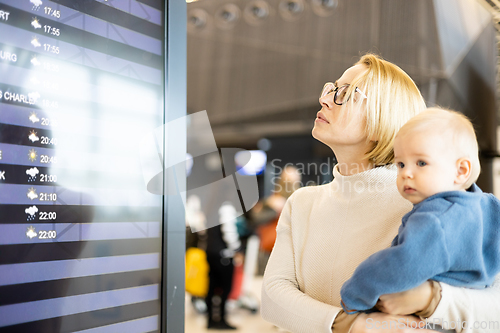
top-left (340, 107), bottom-right (500, 314)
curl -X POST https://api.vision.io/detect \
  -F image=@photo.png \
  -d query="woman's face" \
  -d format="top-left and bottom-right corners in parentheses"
top-left (312, 64), bottom-right (369, 151)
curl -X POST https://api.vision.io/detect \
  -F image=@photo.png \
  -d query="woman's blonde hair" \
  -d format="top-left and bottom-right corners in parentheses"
top-left (346, 54), bottom-right (426, 165)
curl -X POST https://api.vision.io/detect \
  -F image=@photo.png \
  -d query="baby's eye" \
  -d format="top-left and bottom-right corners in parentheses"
top-left (397, 162), bottom-right (405, 168)
top-left (417, 161), bottom-right (427, 167)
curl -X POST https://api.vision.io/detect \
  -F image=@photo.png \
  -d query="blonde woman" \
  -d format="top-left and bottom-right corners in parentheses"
top-left (261, 54), bottom-right (500, 333)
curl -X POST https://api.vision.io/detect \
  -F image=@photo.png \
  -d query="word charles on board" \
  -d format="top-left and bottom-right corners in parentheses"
top-left (0, 90), bottom-right (37, 105)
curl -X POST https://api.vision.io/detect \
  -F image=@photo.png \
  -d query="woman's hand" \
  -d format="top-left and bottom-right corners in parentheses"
top-left (376, 281), bottom-right (434, 315)
top-left (350, 312), bottom-right (439, 333)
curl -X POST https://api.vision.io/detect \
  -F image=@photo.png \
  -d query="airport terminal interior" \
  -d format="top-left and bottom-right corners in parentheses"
top-left (1, 0), bottom-right (500, 332)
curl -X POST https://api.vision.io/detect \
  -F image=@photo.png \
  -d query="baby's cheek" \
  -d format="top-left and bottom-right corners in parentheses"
top-left (396, 176), bottom-right (403, 188)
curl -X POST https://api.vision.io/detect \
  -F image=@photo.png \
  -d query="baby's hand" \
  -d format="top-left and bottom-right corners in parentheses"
top-left (376, 281), bottom-right (434, 315)
top-left (350, 313), bottom-right (439, 333)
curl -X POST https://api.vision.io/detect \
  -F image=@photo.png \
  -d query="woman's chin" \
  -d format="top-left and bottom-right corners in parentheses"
top-left (312, 126), bottom-right (327, 144)
top-left (311, 126), bottom-right (320, 139)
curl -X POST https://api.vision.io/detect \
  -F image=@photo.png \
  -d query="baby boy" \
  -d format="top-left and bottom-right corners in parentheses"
top-left (340, 107), bottom-right (500, 314)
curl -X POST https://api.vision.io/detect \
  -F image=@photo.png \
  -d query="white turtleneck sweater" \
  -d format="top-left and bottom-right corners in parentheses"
top-left (261, 165), bottom-right (500, 333)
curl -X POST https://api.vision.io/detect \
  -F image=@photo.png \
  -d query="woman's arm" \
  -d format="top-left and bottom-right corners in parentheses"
top-left (261, 196), bottom-right (341, 333)
top-left (426, 274), bottom-right (500, 332)
top-left (376, 275), bottom-right (500, 332)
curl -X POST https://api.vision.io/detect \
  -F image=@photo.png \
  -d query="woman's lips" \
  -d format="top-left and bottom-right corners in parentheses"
top-left (316, 112), bottom-right (330, 124)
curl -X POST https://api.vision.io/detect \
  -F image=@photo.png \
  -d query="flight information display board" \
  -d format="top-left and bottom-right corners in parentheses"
top-left (0, 0), bottom-right (166, 331)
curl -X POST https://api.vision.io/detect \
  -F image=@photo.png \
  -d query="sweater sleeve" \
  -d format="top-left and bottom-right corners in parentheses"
top-left (340, 212), bottom-right (450, 313)
top-left (426, 273), bottom-right (500, 332)
top-left (261, 196), bottom-right (342, 333)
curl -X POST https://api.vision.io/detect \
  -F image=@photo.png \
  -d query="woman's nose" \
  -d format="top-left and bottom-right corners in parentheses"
top-left (319, 94), bottom-right (334, 109)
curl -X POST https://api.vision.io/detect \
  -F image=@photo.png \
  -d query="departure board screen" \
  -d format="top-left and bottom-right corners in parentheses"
top-left (0, 0), bottom-right (165, 331)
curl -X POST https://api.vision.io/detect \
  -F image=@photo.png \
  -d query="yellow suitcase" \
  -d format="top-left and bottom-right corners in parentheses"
top-left (185, 247), bottom-right (209, 297)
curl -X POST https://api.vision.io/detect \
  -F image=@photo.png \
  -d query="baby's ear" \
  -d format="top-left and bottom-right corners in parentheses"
top-left (455, 158), bottom-right (472, 185)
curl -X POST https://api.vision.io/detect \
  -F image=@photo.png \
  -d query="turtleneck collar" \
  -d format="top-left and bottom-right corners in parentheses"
top-left (331, 163), bottom-right (398, 196)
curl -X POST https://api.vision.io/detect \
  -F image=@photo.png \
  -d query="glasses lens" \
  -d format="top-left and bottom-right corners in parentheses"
top-left (320, 82), bottom-right (335, 98)
top-left (335, 85), bottom-right (349, 104)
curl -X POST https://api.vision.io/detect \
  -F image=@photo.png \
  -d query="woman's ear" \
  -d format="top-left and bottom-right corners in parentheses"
top-left (455, 158), bottom-right (472, 185)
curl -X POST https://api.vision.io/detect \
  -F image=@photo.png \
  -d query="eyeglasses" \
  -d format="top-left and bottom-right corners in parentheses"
top-left (320, 82), bottom-right (367, 106)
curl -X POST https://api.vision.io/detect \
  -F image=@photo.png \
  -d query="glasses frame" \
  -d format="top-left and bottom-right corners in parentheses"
top-left (321, 82), bottom-right (367, 106)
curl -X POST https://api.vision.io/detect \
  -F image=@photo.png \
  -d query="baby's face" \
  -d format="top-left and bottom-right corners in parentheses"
top-left (394, 131), bottom-right (459, 204)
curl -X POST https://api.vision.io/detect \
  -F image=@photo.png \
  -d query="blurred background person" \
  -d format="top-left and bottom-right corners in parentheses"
top-left (185, 195), bottom-right (210, 314)
top-left (250, 165), bottom-right (301, 274)
top-left (205, 202), bottom-right (244, 330)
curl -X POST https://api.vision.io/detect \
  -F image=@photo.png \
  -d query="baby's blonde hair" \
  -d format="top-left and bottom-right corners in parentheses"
top-left (345, 54), bottom-right (426, 165)
top-left (396, 107), bottom-right (481, 188)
